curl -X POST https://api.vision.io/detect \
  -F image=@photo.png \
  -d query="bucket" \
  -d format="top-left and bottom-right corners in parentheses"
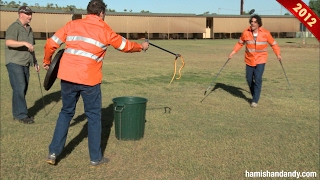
top-left (112, 96), bottom-right (148, 140)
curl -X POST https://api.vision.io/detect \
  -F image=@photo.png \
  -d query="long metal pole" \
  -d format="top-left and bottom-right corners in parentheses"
top-left (204, 58), bottom-right (231, 95)
top-left (144, 32), bottom-right (180, 58)
top-left (279, 60), bottom-right (291, 88)
top-left (149, 42), bottom-right (180, 57)
top-left (35, 63), bottom-right (47, 114)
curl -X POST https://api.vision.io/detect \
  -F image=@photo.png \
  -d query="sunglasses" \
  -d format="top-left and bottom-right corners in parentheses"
top-left (23, 12), bottom-right (32, 15)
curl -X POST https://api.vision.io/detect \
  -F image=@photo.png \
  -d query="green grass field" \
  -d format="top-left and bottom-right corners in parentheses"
top-left (0, 38), bottom-right (319, 179)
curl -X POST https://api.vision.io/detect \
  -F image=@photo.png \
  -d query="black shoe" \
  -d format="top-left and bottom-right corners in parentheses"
top-left (13, 116), bottom-right (34, 120)
top-left (90, 157), bottom-right (109, 167)
top-left (13, 116), bottom-right (35, 124)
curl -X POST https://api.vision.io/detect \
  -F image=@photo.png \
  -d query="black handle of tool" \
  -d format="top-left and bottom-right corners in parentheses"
top-left (149, 42), bottom-right (181, 58)
top-left (144, 31), bottom-right (180, 58)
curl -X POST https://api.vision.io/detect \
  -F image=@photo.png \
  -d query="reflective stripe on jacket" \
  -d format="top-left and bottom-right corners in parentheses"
top-left (232, 26), bottom-right (280, 66)
top-left (43, 14), bottom-right (143, 86)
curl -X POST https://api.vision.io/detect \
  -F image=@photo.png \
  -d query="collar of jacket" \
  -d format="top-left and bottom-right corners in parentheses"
top-left (246, 26), bottom-right (265, 32)
top-left (85, 14), bottom-right (103, 21)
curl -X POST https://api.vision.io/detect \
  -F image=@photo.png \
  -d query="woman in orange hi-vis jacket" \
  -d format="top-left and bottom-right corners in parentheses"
top-left (228, 14), bottom-right (282, 108)
top-left (42, 0), bottom-right (149, 167)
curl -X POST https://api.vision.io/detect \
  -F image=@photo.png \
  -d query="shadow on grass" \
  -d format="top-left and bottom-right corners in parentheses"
top-left (147, 106), bottom-right (172, 114)
top-left (202, 83), bottom-right (251, 103)
top-left (28, 90), bottom-right (61, 117)
top-left (54, 103), bottom-right (114, 165)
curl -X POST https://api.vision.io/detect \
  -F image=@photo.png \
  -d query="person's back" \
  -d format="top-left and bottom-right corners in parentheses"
top-left (51, 15), bottom-right (110, 86)
top-left (44, 13), bottom-right (144, 86)
top-left (43, 0), bottom-right (149, 167)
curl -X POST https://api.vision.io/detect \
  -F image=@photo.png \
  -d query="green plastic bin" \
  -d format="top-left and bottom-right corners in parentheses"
top-left (112, 96), bottom-right (148, 140)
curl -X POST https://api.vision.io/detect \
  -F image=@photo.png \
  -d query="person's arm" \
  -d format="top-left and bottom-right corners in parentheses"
top-left (6, 39), bottom-right (34, 52)
top-left (6, 39), bottom-right (32, 48)
top-left (267, 32), bottom-right (281, 61)
top-left (42, 25), bottom-right (67, 70)
top-left (228, 32), bottom-right (245, 59)
top-left (107, 28), bottom-right (148, 52)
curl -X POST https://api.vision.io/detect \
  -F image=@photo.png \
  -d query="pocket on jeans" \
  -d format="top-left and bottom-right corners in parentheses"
top-left (61, 80), bottom-right (74, 94)
top-left (82, 84), bottom-right (100, 96)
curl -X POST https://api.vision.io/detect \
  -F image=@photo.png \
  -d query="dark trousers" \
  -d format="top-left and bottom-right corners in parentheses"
top-left (49, 80), bottom-right (102, 162)
top-left (6, 63), bottom-right (30, 119)
top-left (246, 63), bottom-right (265, 103)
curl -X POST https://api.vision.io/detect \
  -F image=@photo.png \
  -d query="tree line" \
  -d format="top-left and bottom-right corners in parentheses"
top-left (0, 1), bottom-right (153, 13)
top-left (0, 0), bottom-right (319, 15)
top-left (0, 1), bottom-right (112, 12)
top-left (203, 0), bottom-right (320, 16)
top-left (309, 0), bottom-right (320, 16)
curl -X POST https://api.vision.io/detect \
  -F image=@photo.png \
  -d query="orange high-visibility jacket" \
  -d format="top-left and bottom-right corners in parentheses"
top-left (43, 14), bottom-right (143, 86)
top-left (232, 26), bottom-right (280, 66)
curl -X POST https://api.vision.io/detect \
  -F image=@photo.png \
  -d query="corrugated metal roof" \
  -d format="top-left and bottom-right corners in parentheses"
top-left (105, 12), bottom-right (198, 17)
top-left (0, 7), bottom-right (199, 17)
top-left (0, 6), bottom-right (296, 18)
top-left (0, 6), bottom-right (73, 14)
top-left (198, 14), bottom-right (296, 18)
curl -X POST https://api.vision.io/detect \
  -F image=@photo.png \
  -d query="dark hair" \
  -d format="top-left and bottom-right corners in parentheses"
top-left (87, 0), bottom-right (107, 16)
top-left (249, 14), bottom-right (262, 27)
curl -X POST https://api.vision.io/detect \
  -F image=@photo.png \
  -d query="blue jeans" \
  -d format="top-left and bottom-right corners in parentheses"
top-left (49, 80), bottom-right (102, 162)
top-left (246, 63), bottom-right (265, 103)
top-left (6, 63), bottom-right (30, 119)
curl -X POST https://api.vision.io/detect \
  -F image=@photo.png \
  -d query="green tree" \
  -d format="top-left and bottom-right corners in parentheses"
top-left (140, 10), bottom-right (150, 13)
top-left (66, 5), bottom-right (76, 11)
top-left (46, 3), bottom-right (54, 9)
top-left (8, 1), bottom-right (18, 8)
top-left (309, 0), bottom-right (320, 16)
top-left (106, 8), bottom-right (115, 12)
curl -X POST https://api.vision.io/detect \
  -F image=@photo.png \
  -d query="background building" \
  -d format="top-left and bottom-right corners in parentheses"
top-left (0, 7), bottom-right (311, 40)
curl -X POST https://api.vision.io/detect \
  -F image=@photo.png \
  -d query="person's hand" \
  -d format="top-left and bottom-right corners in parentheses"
top-left (24, 42), bottom-right (34, 52)
top-left (34, 63), bottom-right (40, 72)
top-left (277, 54), bottom-right (282, 61)
top-left (228, 51), bottom-right (236, 59)
top-left (141, 42), bottom-right (149, 51)
top-left (42, 63), bottom-right (50, 70)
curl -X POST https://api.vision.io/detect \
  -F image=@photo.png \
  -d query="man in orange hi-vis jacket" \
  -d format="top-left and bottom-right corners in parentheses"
top-left (228, 14), bottom-right (282, 108)
top-left (42, 0), bottom-right (149, 167)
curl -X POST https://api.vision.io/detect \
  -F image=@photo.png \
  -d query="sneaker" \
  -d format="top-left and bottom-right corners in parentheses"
top-left (13, 116), bottom-right (35, 124)
top-left (250, 102), bottom-right (258, 108)
top-left (90, 157), bottom-right (109, 167)
top-left (46, 153), bottom-right (56, 165)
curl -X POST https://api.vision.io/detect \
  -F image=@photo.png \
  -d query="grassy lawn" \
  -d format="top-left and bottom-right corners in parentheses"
top-left (0, 38), bottom-right (319, 179)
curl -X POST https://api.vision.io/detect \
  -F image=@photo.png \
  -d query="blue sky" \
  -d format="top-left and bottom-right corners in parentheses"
top-left (27, 0), bottom-right (310, 15)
